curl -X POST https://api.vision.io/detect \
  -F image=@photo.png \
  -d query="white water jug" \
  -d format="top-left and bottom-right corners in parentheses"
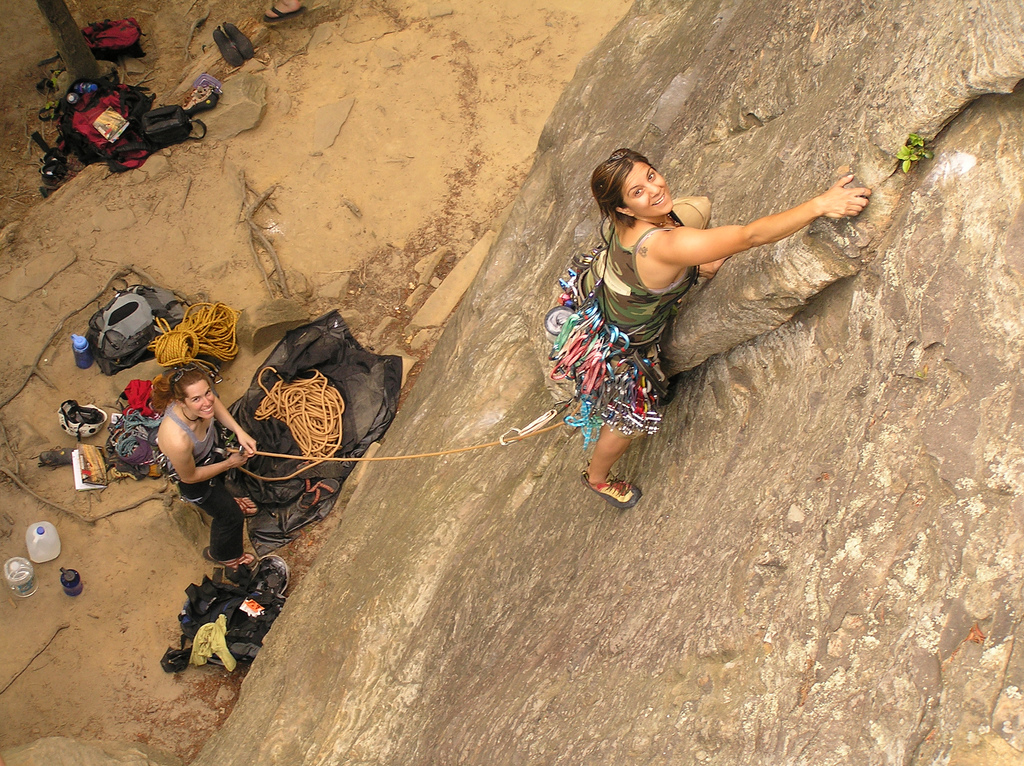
top-left (26, 521), bottom-right (61, 563)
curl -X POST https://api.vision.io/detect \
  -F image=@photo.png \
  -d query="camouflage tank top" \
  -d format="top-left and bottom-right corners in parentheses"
top-left (582, 221), bottom-right (698, 347)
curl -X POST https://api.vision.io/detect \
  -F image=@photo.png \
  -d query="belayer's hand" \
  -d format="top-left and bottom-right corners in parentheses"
top-left (237, 433), bottom-right (258, 457)
top-left (817, 173), bottom-right (871, 219)
top-left (226, 449), bottom-right (249, 468)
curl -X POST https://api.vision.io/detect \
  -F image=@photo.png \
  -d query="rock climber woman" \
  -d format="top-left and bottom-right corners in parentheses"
top-left (571, 148), bottom-right (870, 508)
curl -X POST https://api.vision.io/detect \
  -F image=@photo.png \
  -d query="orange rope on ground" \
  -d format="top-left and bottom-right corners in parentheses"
top-left (254, 367), bottom-right (345, 459)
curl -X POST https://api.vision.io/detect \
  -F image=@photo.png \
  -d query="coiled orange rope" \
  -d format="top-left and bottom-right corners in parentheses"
top-left (254, 367), bottom-right (345, 460)
top-left (149, 302), bottom-right (240, 367)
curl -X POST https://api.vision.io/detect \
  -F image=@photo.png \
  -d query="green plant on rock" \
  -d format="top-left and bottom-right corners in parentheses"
top-left (896, 133), bottom-right (934, 173)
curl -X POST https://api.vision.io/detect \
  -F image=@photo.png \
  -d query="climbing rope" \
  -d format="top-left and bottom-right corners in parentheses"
top-left (149, 302), bottom-right (240, 367)
top-left (239, 401), bottom-right (573, 482)
top-left (254, 367), bottom-right (345, 460)
top-left (109, 410), bottom-right (162, 466)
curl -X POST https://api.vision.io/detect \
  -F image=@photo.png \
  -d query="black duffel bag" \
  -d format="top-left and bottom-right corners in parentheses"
top-left (141, 105), bottom-right (205, 149)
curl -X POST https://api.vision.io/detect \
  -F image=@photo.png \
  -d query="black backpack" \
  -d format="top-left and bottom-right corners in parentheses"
top-left (85, 284), bottom-right (184, 375)
top-left (160, 558), bottom-right (288, 672)
top-left (141, 105), bottom-right (206, 149)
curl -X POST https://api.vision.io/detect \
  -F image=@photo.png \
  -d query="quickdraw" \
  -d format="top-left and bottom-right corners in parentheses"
top-left (549, 248), bottom-right (663, 449)
top-left (499, 400), bottom-right (571, 445)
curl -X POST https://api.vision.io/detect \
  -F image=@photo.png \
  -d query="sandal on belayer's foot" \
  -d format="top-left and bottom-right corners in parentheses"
top-left (212, 26), bottom-right (245, 67)
top-left (581, 471), bottom-right (642, 510)
top-left (296, 478), bottom-right (340, 511)
top-left (263, 4), bottom-right (306, 22)
top-left (234, 496), bottom-right (260, 516)
top-left (222, 22), bottom-right (255, 60)
top-left (203, 547), bottom-right (256, 570)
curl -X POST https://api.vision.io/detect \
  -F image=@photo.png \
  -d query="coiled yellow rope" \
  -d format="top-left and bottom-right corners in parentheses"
top-left (149, 302), bottom-right (240, 366)
top-left (254, 367), bottom-right (345, 460)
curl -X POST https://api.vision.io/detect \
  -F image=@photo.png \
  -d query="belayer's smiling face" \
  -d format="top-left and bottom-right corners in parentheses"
top-left (181, 379), bottom-right (216, 420)
top-left (616, 162), bottom-right (673, 221)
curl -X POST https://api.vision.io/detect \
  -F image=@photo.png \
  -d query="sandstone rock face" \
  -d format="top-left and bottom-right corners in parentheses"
top-left (194, 2), bottom-right (1024, 764)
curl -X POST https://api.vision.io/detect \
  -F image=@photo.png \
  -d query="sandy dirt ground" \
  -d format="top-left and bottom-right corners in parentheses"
top-left (0, 0), bottom-right (628, 760)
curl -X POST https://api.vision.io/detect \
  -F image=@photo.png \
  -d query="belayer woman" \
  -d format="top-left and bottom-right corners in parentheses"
top-left (153, 364), bottom-right (259, 569)
top-left (557, 148), bottom-right (870, 509)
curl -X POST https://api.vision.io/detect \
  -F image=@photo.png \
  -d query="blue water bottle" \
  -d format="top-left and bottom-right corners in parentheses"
top-left (71, 334), bottom-right (93, 369)
top-left (60, 568), bottom-right (83, 596)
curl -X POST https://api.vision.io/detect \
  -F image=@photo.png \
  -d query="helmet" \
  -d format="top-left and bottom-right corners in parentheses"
top-left (58, 400), bottom-right (108, 438)
top-left (251, 555), bottom-right (289, 597)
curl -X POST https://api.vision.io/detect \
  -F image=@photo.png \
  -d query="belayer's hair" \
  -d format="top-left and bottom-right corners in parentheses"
top-left (591, 147), bottom-right (654, 233)
top-left (151, 364), bottom-right (214, 413)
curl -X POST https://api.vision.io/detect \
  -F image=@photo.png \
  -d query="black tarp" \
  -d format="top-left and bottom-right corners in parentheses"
top-left (228, 311), bottom-right (402, 554)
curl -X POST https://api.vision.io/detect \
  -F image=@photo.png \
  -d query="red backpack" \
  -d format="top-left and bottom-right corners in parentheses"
top-left (56, 76), bottom-right (154, 172)
top-left (81, 18), bottom-right (145, 61)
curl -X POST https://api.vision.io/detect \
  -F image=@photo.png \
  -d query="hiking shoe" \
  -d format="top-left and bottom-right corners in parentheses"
top-left (581, 471), bottom-right (642, 509)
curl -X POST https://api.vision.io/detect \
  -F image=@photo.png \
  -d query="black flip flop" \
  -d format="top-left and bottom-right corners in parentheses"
top-left (264, 5), bottom-right (306, 23)
top-left (212, 26), bottom-right (244, 67)
top-left (222, 23), bottom-right (254, 60)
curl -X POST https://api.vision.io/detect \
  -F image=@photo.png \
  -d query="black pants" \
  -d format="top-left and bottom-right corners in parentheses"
top-left (177, 477), bottom-right (244, 561)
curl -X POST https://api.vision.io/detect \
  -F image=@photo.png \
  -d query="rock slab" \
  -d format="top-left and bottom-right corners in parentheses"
top-left (236, 298), bottom-right (309, 352)
top-left (410, 230), bottom-right (495, 328)
top-left (190, 2), bottom-right (1024, 766)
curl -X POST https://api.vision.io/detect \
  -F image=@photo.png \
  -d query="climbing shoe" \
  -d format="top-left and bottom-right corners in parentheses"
top-left (38, 447), bottom-right (74, 467)
top-left (581, 471), bottom-right (642, 509)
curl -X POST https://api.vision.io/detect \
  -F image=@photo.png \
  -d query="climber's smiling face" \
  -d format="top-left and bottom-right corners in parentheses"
top-left (616, 162), bottom-right (673, 222)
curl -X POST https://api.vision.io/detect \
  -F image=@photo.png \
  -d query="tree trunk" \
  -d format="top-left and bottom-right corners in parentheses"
top-left (35, 0), bottom-right (100, 82)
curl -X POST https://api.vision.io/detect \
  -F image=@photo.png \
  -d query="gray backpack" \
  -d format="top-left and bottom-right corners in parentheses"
top-left (86, 285), bottom-right (184, 375)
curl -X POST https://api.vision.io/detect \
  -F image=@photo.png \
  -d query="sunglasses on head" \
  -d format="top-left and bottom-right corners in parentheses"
top-left (169, 361), bottom-right (222, 388)
top-left (169, 363), bottom-right (199, 387)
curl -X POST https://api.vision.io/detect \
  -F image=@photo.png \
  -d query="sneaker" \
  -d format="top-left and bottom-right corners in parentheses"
top-left (581, 471), bottom-right (642, 509)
